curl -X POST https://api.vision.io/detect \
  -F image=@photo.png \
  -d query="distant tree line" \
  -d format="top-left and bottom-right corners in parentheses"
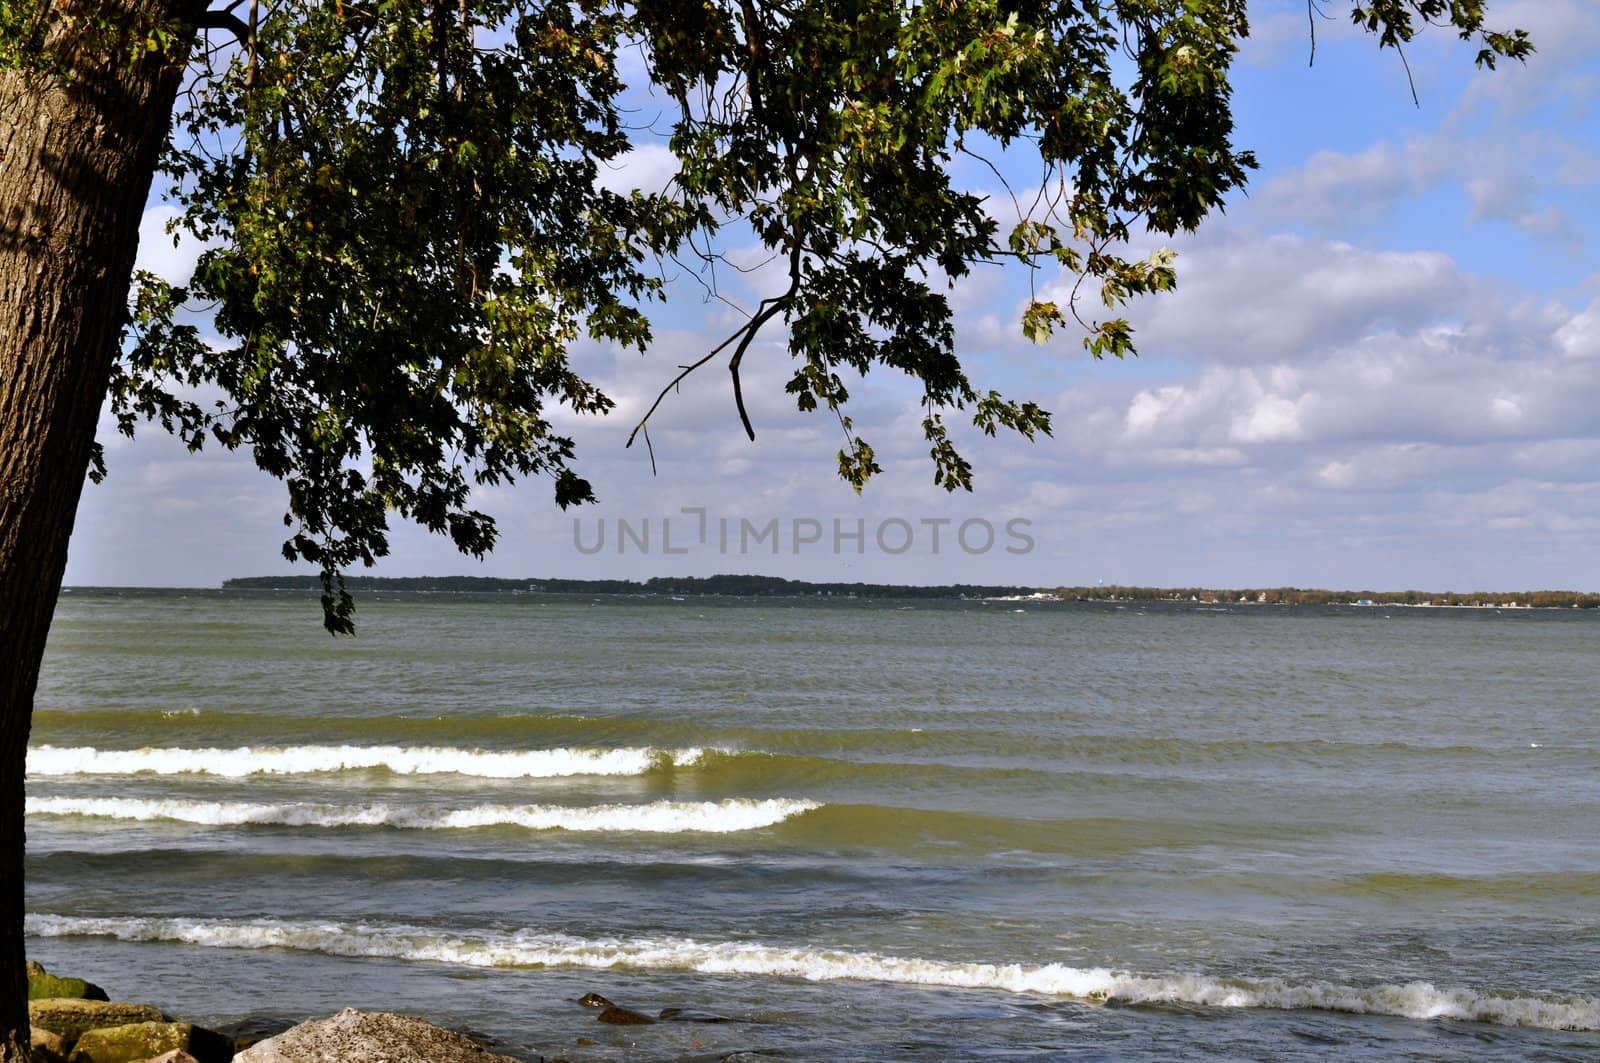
top-left (633, 575), bottom-right (1041, 599)
top-left (223, 575), bottom-right (1600, 607)
top-left (226, 574), bottom-right (561, 593)
top-left (1055, 586), bottom-right (1600, 608)
top-left (222, 574), bottom-right (1042, 599)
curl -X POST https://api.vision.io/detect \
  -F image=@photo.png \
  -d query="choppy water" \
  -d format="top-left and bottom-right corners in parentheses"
top-left (23, 589), bottom-right (1600, 1059)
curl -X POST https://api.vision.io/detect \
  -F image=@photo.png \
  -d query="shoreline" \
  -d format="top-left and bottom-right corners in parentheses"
top-left (60, 579), bottom-right (1600, 610)
top-left (26, 961), bottom-right (546, 1062)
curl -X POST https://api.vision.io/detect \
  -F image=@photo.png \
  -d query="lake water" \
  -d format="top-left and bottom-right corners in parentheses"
top-left (22, 589), bottom-right (1600, 1060)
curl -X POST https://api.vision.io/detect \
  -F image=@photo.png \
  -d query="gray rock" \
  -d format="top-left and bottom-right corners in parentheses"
top-left (231, 1008), bottom-right (527, 1063)
top-left (143, 1053), bottom-right (203, 1063)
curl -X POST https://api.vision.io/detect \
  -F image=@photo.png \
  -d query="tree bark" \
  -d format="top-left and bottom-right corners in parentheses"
top-left (0, 5), bottom-right (195, 1057)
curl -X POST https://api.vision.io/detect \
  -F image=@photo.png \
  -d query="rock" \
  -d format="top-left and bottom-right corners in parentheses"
top-left (141, 1053), bottom-right (202, 1063)
top-left (28, 965), bottom-right (110, 1002)
top-left (231, 1008), bottom-right (527, 1063)
top-left (64, 1021), bottom-right (232, 1063)
top-left (29, 1001), bottom-right (168, 1046)
top-left (30, 1025), bottom-right (69, 1063)
top-left (578, 992), bottom-right (657, 1024)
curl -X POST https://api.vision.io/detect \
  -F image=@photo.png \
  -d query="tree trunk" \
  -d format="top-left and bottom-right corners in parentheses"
top-left (0, 5), bottom-right (195, 1057)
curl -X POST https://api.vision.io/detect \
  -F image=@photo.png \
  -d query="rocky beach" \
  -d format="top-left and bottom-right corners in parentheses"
top-left (28, 960), bottom-right (520, 1062)
top-left (26, 960), bottom-right (762, 1063)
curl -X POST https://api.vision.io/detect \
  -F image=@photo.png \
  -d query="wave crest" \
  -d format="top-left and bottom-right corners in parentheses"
top-left (24, 796), bottom-right (818, 833)
top-left (26, 744), bottom-right (705, 779)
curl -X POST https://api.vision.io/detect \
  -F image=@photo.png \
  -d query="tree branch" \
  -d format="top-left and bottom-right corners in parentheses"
top-left (626, 290), bottom-right (791, 454)
top-left (725, 240), bottom-right (802, 441)
top-left (194, 8), bottom-right (249, 40)
top-left (726, 296), bottom-right (786, 441)
top-left (1307, 0), bottom-right (1316, 66)
top-left (1395, 37), bottom-right (1420, 107)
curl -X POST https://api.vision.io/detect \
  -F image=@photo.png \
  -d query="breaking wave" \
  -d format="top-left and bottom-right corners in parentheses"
top-left (24, 796), bottom-right (818, 833)
top-left (24, 915), bottom-right (1598, 1031)
top-left (26, 744), bottom-right (705, 779)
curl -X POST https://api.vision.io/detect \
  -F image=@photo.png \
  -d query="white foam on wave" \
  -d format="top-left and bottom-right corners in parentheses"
top-left (25, 796), bottom-right (818, 833)
top-left (23, 915), bottom-right (1598, 1032)
top-left (26, 744), bottom-right (706, 779)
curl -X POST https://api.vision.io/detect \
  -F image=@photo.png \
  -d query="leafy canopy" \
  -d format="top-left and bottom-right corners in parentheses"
top-left (5, 0), bottom-right (1529, 631)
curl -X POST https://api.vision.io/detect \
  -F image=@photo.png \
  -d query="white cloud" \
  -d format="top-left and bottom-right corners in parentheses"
top-left (1148, 447), bottom-right (1247, 467)
top-left (134, 206), bottom-right (210, 285)
top-left (1230, 392), bottom-right (1305, 443)
top-left (1123, 232), bottom-right (1466, 366)
top-left (1452, 0), bottom-right (1600, 119)
top-left (1489, 396), bottom-right (1523, 425)
top-left (1553, 300), bottom-right (1600, 359)
top-left (592, 143), bottom-right (680, 195)
top-left (1318, 460), bottom-right (1357, 488)
top-left (1253, 137), bottom-right (1444, 226)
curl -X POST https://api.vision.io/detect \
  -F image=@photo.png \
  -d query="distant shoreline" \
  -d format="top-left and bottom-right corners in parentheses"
top-left (214, 574), bottom-right (1600, 609)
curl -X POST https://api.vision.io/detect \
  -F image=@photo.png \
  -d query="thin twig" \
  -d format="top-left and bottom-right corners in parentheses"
top-left (959, 145), bottom-right (1023, 224)
top-left (1395, 39), bottom-right (1420, 107)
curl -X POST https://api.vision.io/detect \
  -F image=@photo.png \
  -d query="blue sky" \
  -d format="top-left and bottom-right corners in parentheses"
top-left (66, 0), bottom-right (1600, 591)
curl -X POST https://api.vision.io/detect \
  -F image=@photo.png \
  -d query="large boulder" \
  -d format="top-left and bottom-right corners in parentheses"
top-left (64, 1021), bottom-right (232, 1063)
top-left (232, 1009), bottom-right (527, 1063)
top-left (29, 1001), bottom-right (167, 1046)
top-left (26, 963), bottom-right (110, 1002)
